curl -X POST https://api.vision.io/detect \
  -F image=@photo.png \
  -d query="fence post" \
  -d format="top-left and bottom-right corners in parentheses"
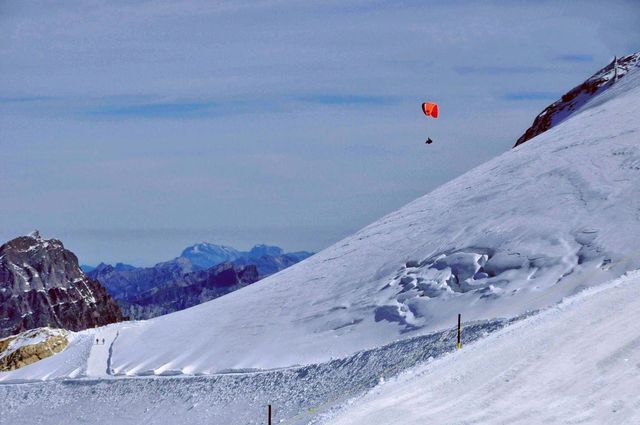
top-left (268, 404), bottom-right (272, 425)
top-left (457, 314), bottom-right (461, 349)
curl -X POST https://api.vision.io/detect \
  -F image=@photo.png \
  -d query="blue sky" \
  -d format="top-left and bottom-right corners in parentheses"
top-left (1, 0), bottom-right (639, 265)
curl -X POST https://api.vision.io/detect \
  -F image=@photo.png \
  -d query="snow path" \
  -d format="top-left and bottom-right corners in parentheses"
top-left (0, 318), bottom-right (516, 425)
top-left (85, 328), bottom-right (119, 377)
top-left (324, 271), bottom-right (640, 425)
top-left (1, 272), bottom-right (637, 424)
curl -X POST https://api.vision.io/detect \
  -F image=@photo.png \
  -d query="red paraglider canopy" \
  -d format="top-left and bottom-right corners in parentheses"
top-left (421, 102), bottom-right (439, 118)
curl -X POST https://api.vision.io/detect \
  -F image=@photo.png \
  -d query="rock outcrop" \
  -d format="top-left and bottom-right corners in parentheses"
top-left (0, 231), bottom-right (125, 338)
top-left (514, 52), bottom-right (640, 147)
top-left (0, 327), bottom-right (69, 371)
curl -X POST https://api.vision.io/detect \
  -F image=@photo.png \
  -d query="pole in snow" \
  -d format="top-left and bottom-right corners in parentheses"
top-left (268, 404), bottom-right (272, 425)
top-left (457, 314), bottom-right (461, 349)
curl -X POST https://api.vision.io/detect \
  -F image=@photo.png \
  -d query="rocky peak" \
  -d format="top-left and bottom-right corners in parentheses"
top-left (514, 52), bottom-right (640, 147)
top-left (248, 244), bottom-right (284, 258)
top-left (180, 243), bottom-right (242, 269)
top-left (27, 229), bottom-right (42, 240)
top-left (0, 232), bottom-right (125, 338)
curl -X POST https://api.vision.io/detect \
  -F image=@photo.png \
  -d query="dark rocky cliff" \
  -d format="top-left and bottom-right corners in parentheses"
top-left (0, 231), bottom-right (124, 337)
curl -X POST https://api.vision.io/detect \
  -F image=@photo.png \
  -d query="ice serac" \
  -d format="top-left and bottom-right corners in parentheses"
top-left (514, 51), bottom-right (640, 147)
top-left (0, 231), bottom-right (124, 338)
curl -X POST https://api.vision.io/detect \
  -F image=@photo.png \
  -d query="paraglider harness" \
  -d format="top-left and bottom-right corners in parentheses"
top-left (421, 102), bottom-right (438, 145)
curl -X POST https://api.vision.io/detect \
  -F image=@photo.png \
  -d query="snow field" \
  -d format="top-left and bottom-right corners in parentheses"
top-left (324, 271), bottom-right (640, 425)
top-left (0, 317), bottom-right (515, 425)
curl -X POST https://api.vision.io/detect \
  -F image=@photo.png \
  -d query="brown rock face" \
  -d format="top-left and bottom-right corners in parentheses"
top-left (0, 231), bottom-right (125, 338)
top-left (0, 328), bottom-right (69, 371)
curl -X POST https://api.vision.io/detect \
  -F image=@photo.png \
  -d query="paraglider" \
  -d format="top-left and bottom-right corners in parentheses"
top-left (421, 102), bottom-right (438, 144)
top-left (422, 102), bottom-right (439, 118)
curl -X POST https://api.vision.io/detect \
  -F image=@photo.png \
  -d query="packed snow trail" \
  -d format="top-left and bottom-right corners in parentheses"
top-left (0, 319), bottom-right (514, 425)
top-left (85, 328), bottom-right (118, 377)
top-left (323, 271), bottom-right (640, 425)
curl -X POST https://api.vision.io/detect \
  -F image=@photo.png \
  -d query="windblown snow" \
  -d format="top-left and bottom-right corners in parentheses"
top-left (1, 62), bottom-right (639, 424)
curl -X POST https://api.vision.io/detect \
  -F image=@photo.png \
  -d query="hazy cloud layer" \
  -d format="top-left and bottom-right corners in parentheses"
top-left (1, 0), bottom-right (638, 265)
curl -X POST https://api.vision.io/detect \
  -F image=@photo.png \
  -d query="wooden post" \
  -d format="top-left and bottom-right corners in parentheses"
top-left (457, 314), bottom-right (461, 349)
top-left (268, 404), bottom-right (272, 425)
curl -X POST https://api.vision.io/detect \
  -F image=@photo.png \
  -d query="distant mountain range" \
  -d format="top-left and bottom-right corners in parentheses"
top-left (0, 235), bottom-right (310, 337)
top-left (122, 263), bottom-right (260, 319)
top-left (180, 243), bottom-right (313, 274)
top-left (87, 243), bottom-right (313, 319)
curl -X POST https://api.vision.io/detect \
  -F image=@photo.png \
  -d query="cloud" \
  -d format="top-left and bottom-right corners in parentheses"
top-left (85, 101), bottom-right (218, 118)
top-left (502, 91), bottom-right (560, 101)
top-left (454, 65), bottom-right (548, 76)
top-left (2, 0), bottom-right (638, 264)
top-left (0, 96), bottom-right (56, 104)
top-left (1, 92), bottom-right (400, 121)
top-left (296, 95), bottom-right (398, 106)
top-left (555, 54), bottom-right (594, 63)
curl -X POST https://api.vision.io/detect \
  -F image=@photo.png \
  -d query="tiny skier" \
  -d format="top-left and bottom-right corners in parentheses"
top-left (425, 137), bottom-right (433, 144)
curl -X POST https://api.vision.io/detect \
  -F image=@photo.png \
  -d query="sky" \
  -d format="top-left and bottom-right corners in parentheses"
top-left (1, 0), bottom-right (639, 266)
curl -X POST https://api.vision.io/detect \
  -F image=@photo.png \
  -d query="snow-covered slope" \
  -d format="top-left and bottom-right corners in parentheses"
top-left (324, 270), bottom-right (640, 425)
top-left (2, 62), bottom-right (640, 383)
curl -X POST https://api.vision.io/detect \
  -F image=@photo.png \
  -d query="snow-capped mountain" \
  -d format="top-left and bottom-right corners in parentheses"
top-left (0, 231), bottom-right (124, 338)
top-left (180, 243), bottom-right (242, 269)
top-left (181, 242), bottom-right (314, 274)
top-left (87, 243), bottom-right (313, 319)
top-left (515, 52), bottom-right (640, 146)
